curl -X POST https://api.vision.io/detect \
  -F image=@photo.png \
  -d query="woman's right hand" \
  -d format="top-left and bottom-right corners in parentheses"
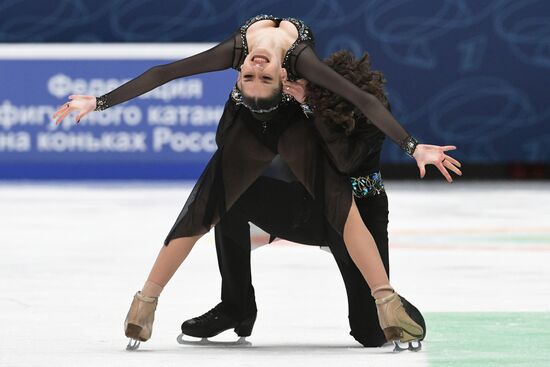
top-left (52, 95), bottom-right (97, 125)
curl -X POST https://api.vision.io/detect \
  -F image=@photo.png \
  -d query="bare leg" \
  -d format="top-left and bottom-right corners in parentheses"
top-left (124, 235), bottom-right (205, 347)
top-left (140, 234), bottom-right (202, 297)
top-left (343, 198), bottom-right (393, 299)
top-left (335, 198), bottom-right (426, 346)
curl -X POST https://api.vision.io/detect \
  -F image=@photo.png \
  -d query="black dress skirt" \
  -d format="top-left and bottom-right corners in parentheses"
top-left (163, 98), bottom-right (352, 244)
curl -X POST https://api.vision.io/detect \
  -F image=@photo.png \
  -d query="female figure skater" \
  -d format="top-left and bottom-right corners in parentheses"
top-left (53, 15), bottom-right (459, 350)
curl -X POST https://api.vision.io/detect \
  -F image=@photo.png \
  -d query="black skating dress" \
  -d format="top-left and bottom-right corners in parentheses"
top-left (93, 15), bottom-right (414, 244)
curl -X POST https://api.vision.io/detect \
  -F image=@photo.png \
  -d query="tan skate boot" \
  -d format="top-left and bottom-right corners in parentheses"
top-left (372, 286), bottom-right (424, 352)
top-left (124, 291), bottom-right (158, 350)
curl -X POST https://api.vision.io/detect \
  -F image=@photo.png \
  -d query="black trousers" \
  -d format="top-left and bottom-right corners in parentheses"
top-left (214, 176), bottom-right (390, 347)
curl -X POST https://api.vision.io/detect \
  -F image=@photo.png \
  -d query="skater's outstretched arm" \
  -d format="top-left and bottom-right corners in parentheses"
top-left (53, 33), bottom-right (240, 124)
top-left (292, 46), bottom-right (409, 145)
top-left (287, 52), bottom-right (463, 182)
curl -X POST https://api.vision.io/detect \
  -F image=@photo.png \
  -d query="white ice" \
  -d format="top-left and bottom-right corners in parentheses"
top-left (0, 181), bottom-right (549, 367)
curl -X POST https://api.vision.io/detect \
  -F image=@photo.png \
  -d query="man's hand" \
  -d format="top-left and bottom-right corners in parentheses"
top-left (283, 79), bottom-right (308, 103)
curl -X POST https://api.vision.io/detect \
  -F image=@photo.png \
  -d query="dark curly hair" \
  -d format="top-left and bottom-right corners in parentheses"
top-left (306, 50), bottom-right (389, 135)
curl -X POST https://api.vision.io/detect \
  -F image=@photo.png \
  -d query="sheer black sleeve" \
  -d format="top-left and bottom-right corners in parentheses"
top-left (94, 32), bottom-right (242, 111)
top-left (293, 44), bottom-right (418, 155)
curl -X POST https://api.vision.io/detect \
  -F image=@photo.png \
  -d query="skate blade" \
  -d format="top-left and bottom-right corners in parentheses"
top-left (177, 334), bottom-right (251, 347)
top-left (393, 340), bottom-right (422, 352)
top-left (126, 338), bottom-right (141, 351)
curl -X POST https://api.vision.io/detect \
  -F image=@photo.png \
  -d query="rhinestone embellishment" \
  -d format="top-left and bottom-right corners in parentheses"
top-left (300, 103), bottom-right (313, 117)
top-left (400, 136), bottom-right (419, 157)
top-left (350, 172), bottom-right (385, 198)
top-left (94, 95), bottom-right (109, 111)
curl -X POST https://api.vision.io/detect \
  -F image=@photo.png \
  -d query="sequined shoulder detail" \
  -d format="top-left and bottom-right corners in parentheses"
top-left (280, 17), bottom-right (314, 72)
top-left (237, 14), bottom-right (314, 74)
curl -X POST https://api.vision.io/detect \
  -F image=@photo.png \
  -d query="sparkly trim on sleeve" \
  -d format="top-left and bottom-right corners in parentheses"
top-left (94, 95), bottom-right (109, 111)
top-left (399, 135), bottom-right (419, 157)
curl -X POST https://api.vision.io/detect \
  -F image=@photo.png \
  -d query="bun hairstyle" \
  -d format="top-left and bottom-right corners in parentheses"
top-left (306, 50), bottom-right (389, 135)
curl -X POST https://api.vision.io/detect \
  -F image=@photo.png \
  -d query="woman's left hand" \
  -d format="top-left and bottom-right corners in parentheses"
top-left (413, 144), bottom-right (462, 183)
top-left (283, 79), bottom-right (308, 103)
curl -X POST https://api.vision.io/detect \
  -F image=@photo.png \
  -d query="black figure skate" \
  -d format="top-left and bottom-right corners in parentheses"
top-left (177, 303), bottom-right (256, 346)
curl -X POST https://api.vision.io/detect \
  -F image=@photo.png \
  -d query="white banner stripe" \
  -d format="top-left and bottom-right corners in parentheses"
top-left (0, 43), bottom-right (218, 59)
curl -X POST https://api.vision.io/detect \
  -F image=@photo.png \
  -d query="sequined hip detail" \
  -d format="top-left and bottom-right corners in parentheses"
top-left (350, 171), bottom-right (385, 198)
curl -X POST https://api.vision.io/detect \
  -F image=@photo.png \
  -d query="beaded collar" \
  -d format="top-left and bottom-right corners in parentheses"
top-left (238, 14), bottom-right (314, 77)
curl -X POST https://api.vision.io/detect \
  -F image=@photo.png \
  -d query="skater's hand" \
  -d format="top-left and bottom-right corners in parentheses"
top-left (413, 144), bottom-right (462, 183)
top-left (283, 79), bottom-right (308, 103)
top-left (52, 95), bottom-right (96, 125)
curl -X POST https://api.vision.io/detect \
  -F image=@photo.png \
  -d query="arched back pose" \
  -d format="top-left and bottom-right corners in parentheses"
top-left (180, 50), bottom-right (458, 349)
top-left (53, 15), bottom-right (461, 351)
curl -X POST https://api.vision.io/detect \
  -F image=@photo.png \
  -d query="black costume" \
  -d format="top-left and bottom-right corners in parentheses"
top-left (205, 100), bottom-right (390, 347)
top-left (94, 15), bottom-right (415, 244)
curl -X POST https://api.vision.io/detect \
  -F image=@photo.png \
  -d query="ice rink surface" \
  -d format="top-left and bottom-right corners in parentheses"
top-left (1, 181), bottom-right (549, 367)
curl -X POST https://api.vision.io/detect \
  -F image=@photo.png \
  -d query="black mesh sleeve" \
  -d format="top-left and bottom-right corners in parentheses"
top-left (95, 33), bottom-right (241, 110)
top-left (294, 45), bottom-right (413, 150)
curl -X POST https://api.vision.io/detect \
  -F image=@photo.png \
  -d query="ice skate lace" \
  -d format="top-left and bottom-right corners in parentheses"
top-left (193, 304), bottom-right (225, 324)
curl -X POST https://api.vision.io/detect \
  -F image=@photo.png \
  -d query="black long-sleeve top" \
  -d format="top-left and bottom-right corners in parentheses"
top-left (94, 15), bottom-right (412, 151)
